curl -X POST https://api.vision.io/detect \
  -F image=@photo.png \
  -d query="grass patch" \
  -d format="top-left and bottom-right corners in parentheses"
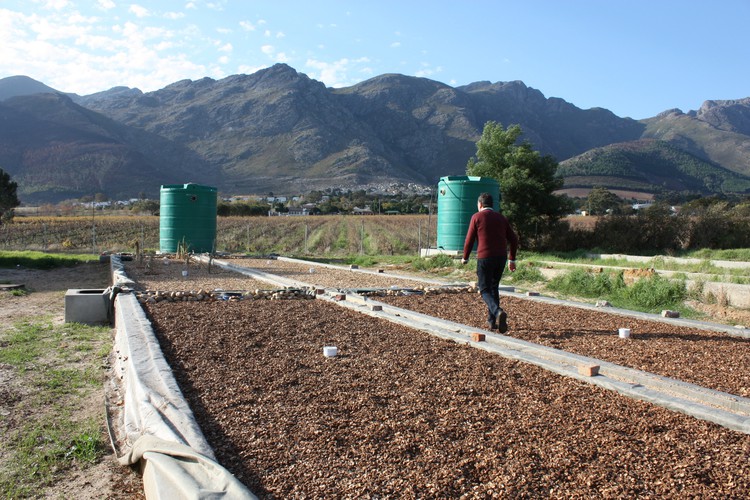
top-left (0, 417), bottom-right (105, 498)
top-left (546, 268), bottom-right (692, 315)
top-left (0, 320), bottom-right (52, 367)
top-left (547, 268), bottom-right (623, 298)
top-left (412, 254), bottom-right (457, 271)
top-left (0, 318), bottom-right (111, 496)
top-left (504, 262), bottom-right (546, 285)
top-left (687, 248), bottom-right (750, 261)
top-left (523, 250), bottom-right (750, 283)
top-left (0, 251), bottom-right (99, 269)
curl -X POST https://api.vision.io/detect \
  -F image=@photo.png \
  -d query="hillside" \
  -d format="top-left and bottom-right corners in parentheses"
top-left (558, 139), bottom-right (750, 195)
top-left (1, 65), bottom-right (749, 203)
top-left (0, 93), bottom-right (215, 202)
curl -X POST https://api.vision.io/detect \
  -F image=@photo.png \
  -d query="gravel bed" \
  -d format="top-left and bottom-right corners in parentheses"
top-left (378, 294), bottom-right (750, 398)
top-left (143, 299), bottom-right (750, 498)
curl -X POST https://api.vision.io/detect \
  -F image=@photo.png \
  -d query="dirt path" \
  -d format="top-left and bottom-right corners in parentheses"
top-left (0, 262), bottom-right (143, 499)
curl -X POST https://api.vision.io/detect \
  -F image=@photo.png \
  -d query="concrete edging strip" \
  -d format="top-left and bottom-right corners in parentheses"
top-left (109, 256), bottom-right (257, 499)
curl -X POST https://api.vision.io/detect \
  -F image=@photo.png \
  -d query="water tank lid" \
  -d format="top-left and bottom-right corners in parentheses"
top-left (439, 175), bottom-right (484, 182)
top-left (160, 183), bottom-right (217, 191)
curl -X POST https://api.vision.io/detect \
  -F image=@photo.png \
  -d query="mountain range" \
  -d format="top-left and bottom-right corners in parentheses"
top-left (1, 64), bottom-right (749, 204)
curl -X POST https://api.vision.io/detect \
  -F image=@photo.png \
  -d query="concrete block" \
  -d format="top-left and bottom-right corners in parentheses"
top-left (471, 332), bottom-right (486, 342)
top-left (349, 264), bottom-right (359, 270)
top-left (577, 364), bottom-right (600, 377)
top-left (370, 305), bottom-right (383, 311)
top-left (333, 294), bottom-right (346, 301)
top-left (65, 289), bottom-right (109, 325)
top-left (661, 310), bottom-right (680, 318)
top-left (526, 291), bottom-right (540, 296)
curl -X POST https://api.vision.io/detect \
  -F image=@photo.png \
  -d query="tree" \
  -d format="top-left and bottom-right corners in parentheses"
top-left (130, 199), bottom-right (160, 215)
top-left (466, 122), bottom-right (572, 247)
top-left (0, 168), bottom-right (20, 224)
top-left (586, 186), bottom-right (622, 215)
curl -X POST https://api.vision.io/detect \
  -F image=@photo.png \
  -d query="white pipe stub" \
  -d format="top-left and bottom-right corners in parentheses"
top-left (618, 328), bottom-right (631, 339)
top-left (323, 346), bottom-right (338, 357)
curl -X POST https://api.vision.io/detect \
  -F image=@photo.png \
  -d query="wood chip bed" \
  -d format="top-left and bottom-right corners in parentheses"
top-left (142, 299), bottom-right (750, 498)
top-left (126, 257), bottom-right (750, 497)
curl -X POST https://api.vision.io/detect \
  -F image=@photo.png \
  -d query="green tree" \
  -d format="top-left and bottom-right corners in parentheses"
top-left (586, 186), bottom-right (622, 215)
top-left (130, 199), bottom-right (160, 215)
top-left (466, 122), bottom-right (571, 247)
top-left (0, 168), bottom-right (20, 224)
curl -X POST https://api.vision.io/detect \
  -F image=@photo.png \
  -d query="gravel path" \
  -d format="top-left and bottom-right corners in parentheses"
top-left (127, 256), bottom-right (750, 497)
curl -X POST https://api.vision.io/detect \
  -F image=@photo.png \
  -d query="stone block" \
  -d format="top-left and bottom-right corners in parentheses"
top-left (65, 289), bottom-right (109, 325)
top-left (577, 364), bottom-right (600, 377)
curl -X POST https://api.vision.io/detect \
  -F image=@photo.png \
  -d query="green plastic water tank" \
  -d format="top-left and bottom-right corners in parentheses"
top-left (436, 176), bottom-right (501, 251)
top-left (159, 183), bottom-right (218, 253)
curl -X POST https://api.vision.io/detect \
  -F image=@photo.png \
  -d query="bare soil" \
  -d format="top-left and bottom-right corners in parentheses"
top-left (0, 263), bottom-right (143, 499)
top-left (129, 257), bottom-right (750, 498)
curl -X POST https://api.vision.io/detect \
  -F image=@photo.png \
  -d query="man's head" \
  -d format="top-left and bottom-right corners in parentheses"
top-left (477, 192), bottom-right (493, 209)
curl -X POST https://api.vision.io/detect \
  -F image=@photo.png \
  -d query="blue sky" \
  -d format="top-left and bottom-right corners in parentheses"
top-left (1, 0), bottom-right (748, 119)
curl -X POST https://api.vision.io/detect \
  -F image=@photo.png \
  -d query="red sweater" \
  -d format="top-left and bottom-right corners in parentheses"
top-left (462, 208), bottom-right (518, 260)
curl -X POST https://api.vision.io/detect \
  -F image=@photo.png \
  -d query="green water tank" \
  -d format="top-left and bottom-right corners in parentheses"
top-left (436, 176), bottom-right (501, 252)
top-left (159, 183), bottom-right (218, 253)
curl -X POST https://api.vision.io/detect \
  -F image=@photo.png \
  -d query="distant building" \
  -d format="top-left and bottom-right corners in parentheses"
top-left (632, 202), bottom-right (654, 210)
top-left (286, 207), bottom-right (310, 216)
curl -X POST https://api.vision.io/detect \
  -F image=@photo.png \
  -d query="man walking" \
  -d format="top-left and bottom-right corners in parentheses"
top-left (461, 192), bottom-right (518, 333)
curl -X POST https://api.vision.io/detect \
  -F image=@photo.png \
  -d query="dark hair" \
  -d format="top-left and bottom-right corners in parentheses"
top-left (478, 192), bottom-right (493, 208)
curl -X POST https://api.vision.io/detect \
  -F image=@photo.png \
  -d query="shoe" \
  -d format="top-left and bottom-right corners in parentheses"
top-left (496, 311), bottom-right (508, 333)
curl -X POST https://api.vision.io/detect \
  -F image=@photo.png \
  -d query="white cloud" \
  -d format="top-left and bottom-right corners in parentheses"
top-left (43, 0), bottom-right (71, 10)
top-left (0, 2), bottom-right (272, 95)
top-left (97, 0), bottom-right (116, 10)
top-left (238, 64), bottom-right (267, 75)
top-left (415, 64), bottom-right (444, 79)
top-left (128, 4), bottom-right (150, 18)
top-left (259, 44), bottom-right (289, 63)
top-left (239, 20), bottom-right (256, 31)
top-left (390, 42), bottom-right (401, 48)
top-left (165, 11), bottom-right (186, 20)
top-left (305, 57), bottom-right (370, 87)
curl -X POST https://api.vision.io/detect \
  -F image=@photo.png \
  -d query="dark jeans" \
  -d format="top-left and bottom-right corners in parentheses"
top-left (476, 256), bottom-right (507, 324)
